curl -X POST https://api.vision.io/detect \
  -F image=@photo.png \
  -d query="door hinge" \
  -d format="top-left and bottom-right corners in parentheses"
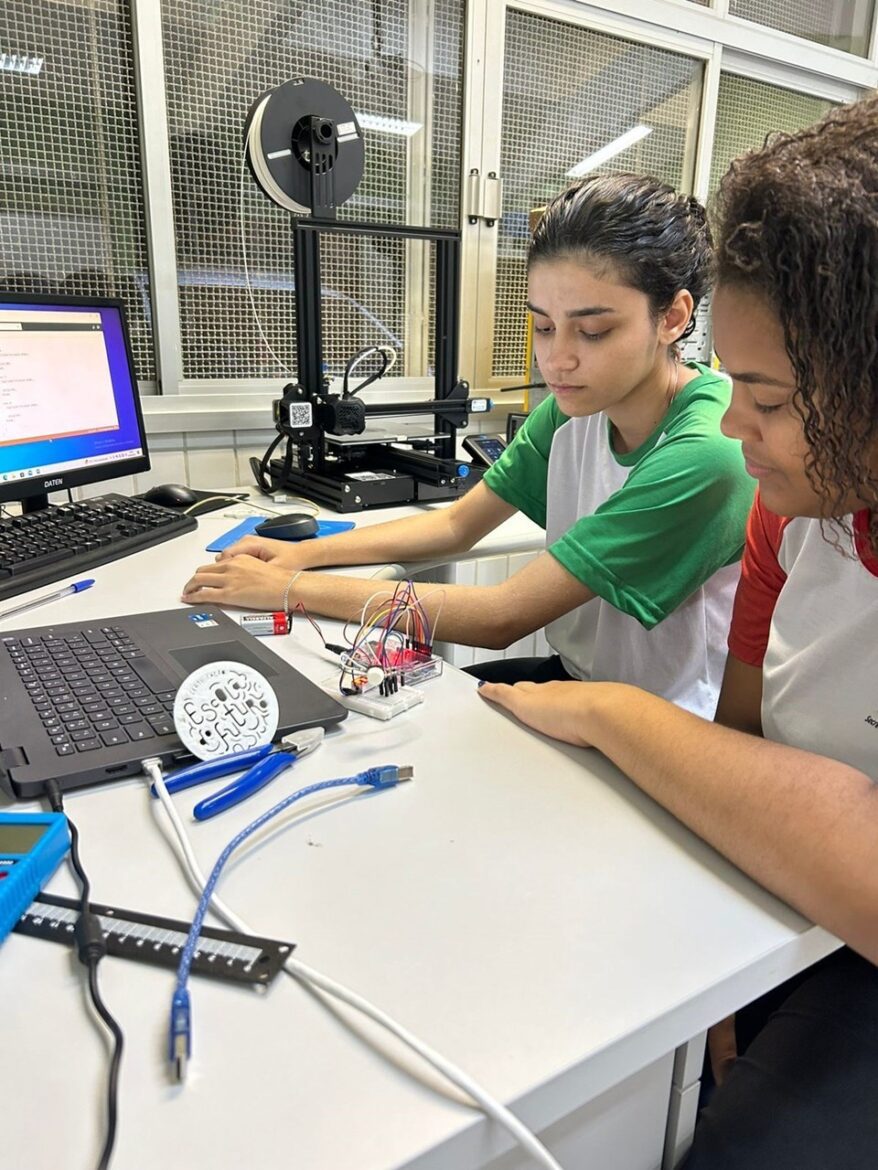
top-left (466, 169), bottom-right (503, 227)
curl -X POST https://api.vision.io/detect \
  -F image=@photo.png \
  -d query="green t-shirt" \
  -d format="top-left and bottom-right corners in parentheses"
top-left (484, 364), bottom-right (753, 627)
top-left (483, 365), bottom-right (755, 715)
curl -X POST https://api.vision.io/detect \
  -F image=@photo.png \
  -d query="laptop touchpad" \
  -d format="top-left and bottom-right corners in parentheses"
top-left (171, 641), bottom-right (279, 677)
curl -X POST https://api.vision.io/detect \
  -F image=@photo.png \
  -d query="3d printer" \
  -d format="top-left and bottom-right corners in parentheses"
top-left (244, 77), bottom-right (490, 513)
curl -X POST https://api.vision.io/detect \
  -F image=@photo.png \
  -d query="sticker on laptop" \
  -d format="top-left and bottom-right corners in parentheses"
top-left (190, 612), bottom-right (219, 628)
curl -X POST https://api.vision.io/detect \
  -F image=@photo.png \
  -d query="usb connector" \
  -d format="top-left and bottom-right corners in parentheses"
top-left (361, 764), bottom-right (414, 790)
top-left (169, 989), bottom-right (192, 1082)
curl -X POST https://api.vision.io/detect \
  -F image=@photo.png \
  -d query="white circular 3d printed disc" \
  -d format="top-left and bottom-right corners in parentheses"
top-left (172, 661), bottom-right (280, 760)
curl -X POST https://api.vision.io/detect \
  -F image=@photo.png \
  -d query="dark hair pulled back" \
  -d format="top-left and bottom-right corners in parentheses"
top-left (714, 93), bottom-right (878, 534)
top-left (528, 172), bottom-right (712, 341)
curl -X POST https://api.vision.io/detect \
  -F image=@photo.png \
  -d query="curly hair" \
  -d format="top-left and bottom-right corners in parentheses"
top-left (713, 93), bottom-right (878, 549)
top-left (528, 173), bottom-right (712, 342)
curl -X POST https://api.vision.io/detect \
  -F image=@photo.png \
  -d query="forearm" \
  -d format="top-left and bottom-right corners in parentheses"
top-left (281, 484), bottom-right (512, 571)
top-left (294, 571), bottom-right (526, 648)
top-left (289, 509), bottom-right (468, 570)
top-left (291, 546), bottom-right (593, 648)
top-left (584, 685), bottom-right (878, 962)
top-left (185, 534), bottom-right (588, 648)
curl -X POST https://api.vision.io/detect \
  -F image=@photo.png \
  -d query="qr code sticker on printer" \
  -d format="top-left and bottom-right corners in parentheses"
top-left (286, 403), bottom-right (313, 428)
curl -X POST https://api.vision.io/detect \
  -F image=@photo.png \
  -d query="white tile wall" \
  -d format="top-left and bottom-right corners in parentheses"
top-left (185, 431), bottom-right (237, 489)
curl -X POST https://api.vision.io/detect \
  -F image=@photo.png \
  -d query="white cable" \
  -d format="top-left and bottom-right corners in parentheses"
top-left (184, 494), bottom-right (320, 519)
top-left (142, 760), bottom-right (563, 1170)
top-left (344, 344), bottom-right (398, 391)
top-left (405, 582), bottom-right (447, 649)
top-left (379, 345), bottom-right (397, 374)
top-left (239, 145), bottom-right (295, 377)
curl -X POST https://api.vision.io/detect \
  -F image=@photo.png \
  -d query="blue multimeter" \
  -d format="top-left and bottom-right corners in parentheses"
top-left (0, 812), bottom-right (71, 944)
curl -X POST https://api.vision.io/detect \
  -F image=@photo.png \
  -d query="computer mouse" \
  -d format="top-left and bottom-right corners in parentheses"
top-left (254, 512), bottom-right (320, 541)
top-left (142, 483), bottom-right (200, 509)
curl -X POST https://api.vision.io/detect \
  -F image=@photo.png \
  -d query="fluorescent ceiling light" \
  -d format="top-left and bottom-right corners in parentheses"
top-left (566, 125), bottom-right (653, 178)
top-left (1, 52), bottom-right (43, 75)
top-left (356, 112), bottom-right (421, 137)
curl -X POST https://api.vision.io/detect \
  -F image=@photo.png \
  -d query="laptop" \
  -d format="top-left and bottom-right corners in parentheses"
top-left (0, 606), bottom-right (347, 800)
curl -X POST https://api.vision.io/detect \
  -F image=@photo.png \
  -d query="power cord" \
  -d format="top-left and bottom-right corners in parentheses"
top-left (45, 779), bottom-right (123, 1170)
top-left (142, 758), bottom-right (564, 1170)
top-left (181, 494), bottom-right (319, 519)
top-left (250, 434), bottom-right (289, 496)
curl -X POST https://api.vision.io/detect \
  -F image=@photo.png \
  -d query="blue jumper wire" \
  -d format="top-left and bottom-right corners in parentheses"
top-left (167, 762), bottom-right (413, 1080)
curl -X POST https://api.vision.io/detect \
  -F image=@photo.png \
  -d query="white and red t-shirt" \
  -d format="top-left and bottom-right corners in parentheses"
top-left (728, 493), bottom-right (878, 779)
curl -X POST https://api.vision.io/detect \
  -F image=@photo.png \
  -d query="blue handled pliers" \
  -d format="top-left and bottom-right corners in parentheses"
top-left (153, 728), bottom-right (325, 821)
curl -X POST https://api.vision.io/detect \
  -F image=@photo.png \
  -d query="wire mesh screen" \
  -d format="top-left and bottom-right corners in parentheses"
top-left (0, 0), bottom-right (154, 379)
top-left (709, 74), bottom-right (834, 197)
top-left (492, 10), bottom-right (703, 379)
top-left (728, 0), bottom-right (873, 56)
top-left (161, 0), bottom-right (464, 383)
top-left (680, 297), bottom-right (712, 363)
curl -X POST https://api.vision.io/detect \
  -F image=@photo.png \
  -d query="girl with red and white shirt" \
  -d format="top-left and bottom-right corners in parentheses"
top-left (480, 96), bottom-right (878, 1168)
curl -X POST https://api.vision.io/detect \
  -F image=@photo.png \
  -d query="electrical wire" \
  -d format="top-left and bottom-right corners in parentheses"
top-left (342, 344), bottom-right (397, 398)
top-left (87, 965), bottom-right (125, 1170)
top-left (239, 145), bottom-right (294, 377)
top-left (182, 494), bottom-right (319, 519)
top-left (250, 434), bottom-right (288, 496)
top-left (168, 764), bottom-right (412, 1080)
top-left (45, 780), bottom-right (123, 1170)
top-left (143, 758), bottom-right (564, 1170)
top-left (335, 579), bottom-right (445, 695)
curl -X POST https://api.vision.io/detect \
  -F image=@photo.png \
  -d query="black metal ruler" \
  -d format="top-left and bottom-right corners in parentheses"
top-left (14, 892), bottom-right (294, 986)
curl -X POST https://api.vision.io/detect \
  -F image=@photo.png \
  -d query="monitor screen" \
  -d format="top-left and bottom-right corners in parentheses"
top-left (0, 293), bottom-right (149, 508)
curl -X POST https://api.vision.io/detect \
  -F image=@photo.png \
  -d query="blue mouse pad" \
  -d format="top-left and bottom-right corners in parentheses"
top-left (207, 516), bottom-right (355, 553)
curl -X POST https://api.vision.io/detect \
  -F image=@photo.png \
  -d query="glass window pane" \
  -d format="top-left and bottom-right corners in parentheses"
top-left (728, 0), bottom-right (873, 57)
top-left (0, 1), bottom-right (154, 379)
top-left (493, 11), bottom-right (703, 379)
top-left (161, 0), bottom-right (464, 383)
top-left (710, 73), bottom-right (834, 197)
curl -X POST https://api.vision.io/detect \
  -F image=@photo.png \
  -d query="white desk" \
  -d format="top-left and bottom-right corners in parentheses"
top-left (0, 514), bottom-right (837, 1170)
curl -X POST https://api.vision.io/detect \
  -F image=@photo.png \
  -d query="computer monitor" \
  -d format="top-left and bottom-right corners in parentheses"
top-left (0, 292), bottom-right (150, 513)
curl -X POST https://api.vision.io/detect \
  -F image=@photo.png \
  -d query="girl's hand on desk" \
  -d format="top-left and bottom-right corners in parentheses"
top-left (478, 680), bottom-right (597, 748)
top-left (216, 535), bottom-right (298, 565)
top-left (182, 555), bottom-right (294, 611)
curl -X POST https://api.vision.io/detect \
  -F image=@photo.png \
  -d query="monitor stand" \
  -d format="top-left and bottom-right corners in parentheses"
top-left (21, 493), bottom-right (50, 515)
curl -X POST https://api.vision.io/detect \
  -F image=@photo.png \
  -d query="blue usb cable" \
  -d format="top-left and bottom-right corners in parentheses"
top-left (168, 763), bottom-right (414, 1080)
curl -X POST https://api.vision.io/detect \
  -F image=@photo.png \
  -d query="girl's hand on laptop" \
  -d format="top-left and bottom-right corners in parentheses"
top-left (477, 680), bottom-right (597, 748)
top-left (182, 555), bottom-right (295, 612)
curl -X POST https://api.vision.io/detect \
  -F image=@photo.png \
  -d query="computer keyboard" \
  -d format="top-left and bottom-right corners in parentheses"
top-left (0, 494), bottom-right (197, 602)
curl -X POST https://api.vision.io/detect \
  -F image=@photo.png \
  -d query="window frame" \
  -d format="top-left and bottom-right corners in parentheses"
top-left (123, 0), bottom-right (877, 431)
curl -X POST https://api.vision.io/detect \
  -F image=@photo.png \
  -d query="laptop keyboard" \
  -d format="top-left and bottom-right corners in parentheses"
top-left (5, 626), bottom-right (177, 757)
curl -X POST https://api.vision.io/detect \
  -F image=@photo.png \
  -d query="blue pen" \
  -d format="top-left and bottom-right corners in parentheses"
top-left (0, 578), bottom-right (95, 624)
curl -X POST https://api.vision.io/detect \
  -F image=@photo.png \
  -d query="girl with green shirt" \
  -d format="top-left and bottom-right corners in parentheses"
top-left (182, 173), bottom-right (754, 716)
